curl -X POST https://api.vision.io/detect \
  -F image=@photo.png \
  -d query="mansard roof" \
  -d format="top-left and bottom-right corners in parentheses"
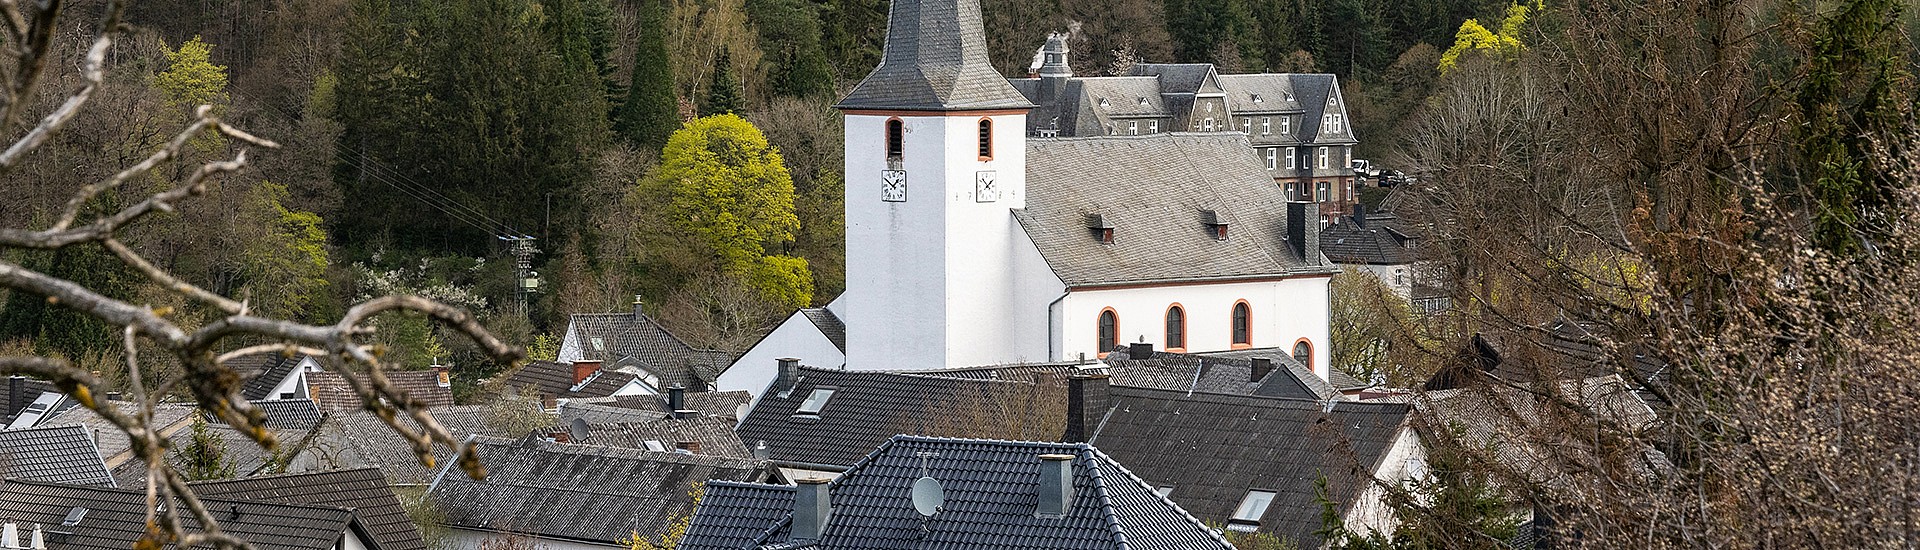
top-left (1289, 74), bottom-right (1356, 144)
top-left (1215, 73), bottom-right (1305, 113)
top-left (1016, 133), bottom-right (1335, 287)
top-left (835, 0), bottom-right (1033, 111)
top-left (1128, 63), bottom-right (1223, 94)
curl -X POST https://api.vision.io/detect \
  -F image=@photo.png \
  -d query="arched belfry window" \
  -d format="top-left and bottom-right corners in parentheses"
top-left (1231, 301), bottom-right (1251, 347)
top-left (1165, 305), bottom-right (1186, 351)
top-left (978, 118), bottom-right (994, 160)
top-left (1098, 309), bottom-right (1119, 354)
top-left (886, 119), bottom-right (904, 159)
top-left (1293, 340), bottom-right (1313, 372)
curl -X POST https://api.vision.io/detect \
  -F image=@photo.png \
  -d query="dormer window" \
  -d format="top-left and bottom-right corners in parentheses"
top-left (1251, 93), bottom-right (1262, 103)
top-left (1202, 210), bottom-right (1228, 240)
top-left (886, 119), bottom-right (904, 159)
top-left (1284, 91), bottom-right (1294, 101)
top-left (1098, 97), bottom-right (1110, 107)
top-left (796, 387), bottom-right (836, 415)
top-left (977, 118), bottom-right (993, 160)
top-left (1137, 97), bottom-right (1148, 106)
top-left (1087, 214), bottom-right (1115, 244)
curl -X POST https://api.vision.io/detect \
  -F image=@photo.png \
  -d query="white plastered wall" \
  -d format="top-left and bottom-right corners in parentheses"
top-left (720, 310), bottom-right (847, 397)
top-left (1059, 275), bottom-right (1332, 378)
top-left (1342, 425), bottom-right (1428, 540)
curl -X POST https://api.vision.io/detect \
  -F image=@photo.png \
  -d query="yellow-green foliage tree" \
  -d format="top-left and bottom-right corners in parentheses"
top-left (646, 114), bottom-right (813, 308)
top-left (1437, 3), bottom-right (1534, 74)
top-left (155, 36), bottom-right (229, 106)
top-left (622, 482), bottom-right (705, 550)
top-left (241, 182), bottom-right (331, 319)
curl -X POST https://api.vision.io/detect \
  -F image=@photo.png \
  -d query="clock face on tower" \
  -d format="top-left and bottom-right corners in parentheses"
top-left (975, 171), bottom-right (999, 202)
top-left (881, 170), bottom-right (906, 202)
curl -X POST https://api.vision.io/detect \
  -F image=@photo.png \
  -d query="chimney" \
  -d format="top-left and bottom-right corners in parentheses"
top-left (1287, 201), bottom-right (1321, 265)
top-left (549, 429), bottom-right (570, 443)
top-left (676, 441), bottom-right (701, 454)
top-left (1063, 374), bottom-right (1110, 443)
top-left (2, 521), bottom-right (17, 549)
top-left (1352, 203), bottom-right (1368, 228)
top-left (27, 524), bottom-right (41, 550)
top-left (667, 385), bottom-right (689, 418)
top-left (633, 295), bottom-right (646, 320)
top-left (571, 361), bottom-right (602, 385)
top-left (792, 478), bottom-right (832, 541)
top-left (1037, 454), bottom-right (1076, 516)
top-left (1127, 341), bottom-right (1153, 360)
top-left (773, 358), bottom-right (801, 395)
top-left (7, 375), bottom-right (21, 416)
top-left (1250, 358), bottom-right (1275, 382)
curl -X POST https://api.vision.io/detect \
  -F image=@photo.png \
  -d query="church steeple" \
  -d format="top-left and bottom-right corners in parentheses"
top-left (835, 0), bottom-right (1033, 111)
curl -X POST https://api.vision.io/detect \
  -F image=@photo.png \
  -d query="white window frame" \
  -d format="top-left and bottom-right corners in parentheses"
top-left (1128, 121), bottom-right (1138, 135)
top-left (1265, 148), bottom-right (1277, 170)
top-left (797, 388), bottom-right (836, 414)
top-left (1317, 181), bottom-right (1330, 202)
top-left (1286, 147), bottom-right (1297, 170)
top-left (1261, 117), bottom-right (1271, 135)
top-left (1281, 116), bottom-right (1290, 134)
top-left (1317, 147), bottom-right (1328, 169)
top-left (1333, 114), bottom-right (1344, 133)
top-left (1203, 118), bottom-right (1216, 131)
top-left (1229, 489), bottom-right (1277, 530)
top-left (1149, 120), bottom-right (1159, 133)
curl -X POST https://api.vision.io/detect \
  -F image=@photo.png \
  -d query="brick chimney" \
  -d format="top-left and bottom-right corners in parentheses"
top-left (1251, 357), bottom-right (1275, 382)
top-left (571, 361), bottom-right (602, 385)
top-left (676, 441), bottom-right (702, 454)
top-left (1063, 374), bottom-right (1111, 443)
top-left (1288, 201), bottom-right (1322, 265)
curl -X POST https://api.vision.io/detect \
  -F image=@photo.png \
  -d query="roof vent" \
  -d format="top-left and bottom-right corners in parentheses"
top-left (1086, 214), bottom-right (1115, 244)
top-left (1037, 454), bottom-right (1076, 517)
top-left (792, 478), bottom-right (832, 541)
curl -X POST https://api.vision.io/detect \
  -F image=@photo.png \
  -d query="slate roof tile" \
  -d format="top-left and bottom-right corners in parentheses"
top-left (0, 478), bottom-right (360, 550)
top-left (797, 308), bottom-right (845, 352)
top-left (562, 313), bottom-right (730, 391)
top-left (190, 468), bottom-right (426, 550)
top-left (1320, 212), bottom-right (1419, 265)
top-left (1089, 387), bottom-right (1411, 545)
top-left (834, 0), bottom-right (1032, 110)
top-left (43, 402), bottom-right (197, 468)
top-left (305, 371), bottom-right (454, 413)
top-left (549, 414), bottom-right (752, 459)
top-left (296, 404), bottom-right (549, 485)
top-left (734, 367), bottom-right (1064, 468)
top-left (1103, 348), bottom-right (1336, 400)
top-left (0, 424), bottom-right (114, 486)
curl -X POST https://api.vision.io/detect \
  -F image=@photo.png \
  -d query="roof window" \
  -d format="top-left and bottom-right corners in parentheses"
top-left (1251, 93), bottom-right (1262, 103)
top-left (1201, 210), bottom-right (1228, 240)
top-left (796, 388), bottom-right (836, 414)
top-left (1098, 97), bottom-right (1110, 107)
top-left (1227, 489), bottom-right (1277, 531)
top-left (1155, 486), bottom-right (1174, 497)
top-left (1137, 97), bottom-right (1149, 106)
top-left (643, 440), bottom-right (667, 452)
top-left (590, 337), bottom-right (605, 351)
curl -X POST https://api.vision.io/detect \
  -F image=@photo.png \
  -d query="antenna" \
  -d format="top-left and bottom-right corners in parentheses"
top-left (911, 452), bottom-right (944, 518)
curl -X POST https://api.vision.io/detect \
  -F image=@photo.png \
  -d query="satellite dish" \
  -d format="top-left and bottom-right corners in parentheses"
top-left (911, 476), bottom-right (945, 517)
top-left (567, 418), bottom-right (592, 441)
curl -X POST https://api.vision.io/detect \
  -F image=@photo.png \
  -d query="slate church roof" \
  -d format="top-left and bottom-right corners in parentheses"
top-left (835, 0), bottom-right (1032, 111)
top-left (0, 478), bottom-right (369, 550)
top-left (0, 424), bottom-right (114, 486)
top-left (1017, 133), bottom-right (1335, 287)
top-left (1089, 387), bottom-right (1412, 545)
top-left (1103, 347), bottom-right (1336, 400)
top-left (190, 468), bottom-right (426, 550)
top-left (678, 436), bottom-right (1234, 550)
top-left (733, 366), bottom-right (1063, 468)
top-left (426, 436), bottom-right (767, 545)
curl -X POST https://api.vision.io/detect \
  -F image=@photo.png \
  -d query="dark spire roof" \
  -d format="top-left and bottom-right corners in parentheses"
top-left (835, 0), bottom-right (1034, 111)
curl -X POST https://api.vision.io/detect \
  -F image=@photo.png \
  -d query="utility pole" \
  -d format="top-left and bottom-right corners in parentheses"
top-left (501, 235), bottom-right (541, 315)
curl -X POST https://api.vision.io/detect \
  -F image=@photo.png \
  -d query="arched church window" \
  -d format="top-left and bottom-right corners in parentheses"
top-left (886, 119), bottom-right (904, 159)
top-left (1165, 305), bottom-right (1186, 351)
top-left (1231, 301), bottom-right (1251, 347)
top-left (1098, 309), bottom-right (1119, 353)
top-left (978, 118), bottom-right (993, 160)
top-left (1293, 340), bottom-right (1313, 372)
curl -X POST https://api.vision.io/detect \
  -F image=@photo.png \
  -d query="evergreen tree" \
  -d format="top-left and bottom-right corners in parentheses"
top-left (701, 49), bottom-right (744, 116)
top-left (615, 0), bottom-right (680, 149)
top-left (172, 417), bottom-right (238, 481)
top-left (1165, 0), bottom-right (1255, 63)
top-left (1795, 0), bottom-right (1911, 254)
top-left (746, 0), bottom-right (835, 98)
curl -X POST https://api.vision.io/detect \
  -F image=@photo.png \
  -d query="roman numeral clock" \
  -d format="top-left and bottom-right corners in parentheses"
top-left (882, 170), bottom-right (906, 202)
top-left (975, 171), bottom-right (999, 202)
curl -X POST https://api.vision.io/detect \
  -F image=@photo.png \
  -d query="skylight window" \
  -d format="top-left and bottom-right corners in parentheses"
top-left (590, 337), bottom-right (605, 351)
top-left (61, 507), bottom-right (88, 527)
top-left (643, 440), bottom-right (667, 452)
top-left (796, 388), bottom-right (836, 414)
top-left (1155, 486), bottom-right (1174, 497)
top-left (1228, 489), bottom-right (1277, 531)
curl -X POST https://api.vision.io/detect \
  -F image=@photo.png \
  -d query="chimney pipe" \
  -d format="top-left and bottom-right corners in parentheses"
top-left (1287, 201), bottom-right (1321, 265)
top-left (1250, 358), bottom-right (1275, 382)
top-left (2, 521), bottom-right (17, 549)
top-left (1127, 341), bottom-right (1153, 360)
top-left (27, 524), bottom-right (41, 550)
top-left (571, 361), bottom-right (602, 385)
top-left (1063, 374), bottom-right (1110, 443)
top-left (633, 295), bottom-right (646, 320)
top-left (1037, 454), bottom-right (1076, 516)
top-left (7, 375), bottom-right (22, 416)
top-left (774, 358), bottom-right (801, 395)
top-left (1352, 203), bottom-right (1368, 228)
top-left (667, 385), bottom-right (688, 418)
top-left (792, 478), bottom-right (832, 541)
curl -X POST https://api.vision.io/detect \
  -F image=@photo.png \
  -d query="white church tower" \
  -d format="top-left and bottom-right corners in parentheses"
top-left (835, 0), bottom-right (1037, 370)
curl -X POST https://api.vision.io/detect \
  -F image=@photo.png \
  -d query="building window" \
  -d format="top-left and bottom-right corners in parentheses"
top-left (886, 119), bottom-right (904, 159)
top-left (1165, 305), bottom-right (1186, 351)
top-left (797, 388), bottom-right (836, 414)
top-left (1317, 181), bottom-right (1330, 202)
top-left (1228, 489), bottom-right (1277, 531)
top-left (1281, 116), bottom-right (1290, 134)
top-left (1203, 118), bottom-right (1216, 131)
top-left (1149, 120), bottom-right (1159, 133)
top-left (1265, 148), bottom-right (1277, 170)
top-left (1128, 121), bottom-right (1138, 135)
top-left (1293, 340), bottom-right (1313, 373)
top-left (1098, 309), bottom-right (1119, 353)
top-left (1286, 147), bottom-right (1297, 170)
top-left (1322, 113), bottom-right (1331, 129)
top-left (1156, 486), bottom-right (1175, 497)
top-left (977, 118), bottom-right (993, 159)
top-left (1332, 114), bottom-right (1344, 133)
top-left (1317, 147), bottom-right (1329, 169)
top-left (1285, 182), bottom-right (1299, 200)
top-left (1344, 146), bottom-right (1352, 168)
top-left (1261, 117), bottom-right (1272, 135)
top-left (1231, 301), bottom-right (1251, 347)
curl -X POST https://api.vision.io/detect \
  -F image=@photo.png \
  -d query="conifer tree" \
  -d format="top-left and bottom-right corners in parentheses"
top-left (615, 0), bottom-right (680, 149)
top-left (1796, 0), bottom-right (1911, 254)
top-left (173, 417), bottom-right (238, 481)
top-left (701, 49), bottom-right (744, 116)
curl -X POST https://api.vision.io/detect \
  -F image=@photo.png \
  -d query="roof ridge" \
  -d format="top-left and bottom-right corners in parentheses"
top-left (1083, 446), bottom-right (1237, 548)
top-left (3, 478), bottom-right (361, 514)
top-left (467, 436), bottom-right (765, 469)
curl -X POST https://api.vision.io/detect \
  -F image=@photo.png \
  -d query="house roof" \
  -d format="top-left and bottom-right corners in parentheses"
top-left (1409, 375), bottom-right (1663, 490)
top-left (233, 353), bottom-right (308, 401)
top-left (580, 391), bottom-right (753, 421)
top-left (1016, 133), bottom-right (1333, 288)
top-left (1288, 74), bottom-right (1354, 144)
top-left (305, 371), bottom-right (454, 413)
top-left (1215, 74), bottom-right (1305, 114)
top-left (573, 416), bottom-right (753, 459)
top-left (233, 399), bottom-right (324, 430)
top-left (1320, 212), bottom-right (1419, 265)
top-left (190, 468), bottom-right (426, 550)
top-left (427, 436), bottom-right (767, 545)
top-left (112, 412), bottom-right (330, 489)
top-left (679, 436), bottom-right (1234, 550)
top-left (797, 308), bottom-right (846, 352)
top-left (1128, 63), bottom-right (1220, 95)
top-left (299, 404), bottom-right (549, 485)
top-left (2, 375), bottom-right (57, 423)
top-left (1104, 348), bottom-right (1337, 400)
top-left (565, 313), bottom-right (730, 391)
top-left (0, 424), bottom-right (114, 486)
top-left (43, 402), bottom-right (198, 468)
top-left (734, 366), bottom-right (1063, 468)
top-left (834, 0), bottom-right (1032, 111)
top-left (1089, 387), bottom-right (1412, 544)
top-left (0, 478), bottom-right (363, 550)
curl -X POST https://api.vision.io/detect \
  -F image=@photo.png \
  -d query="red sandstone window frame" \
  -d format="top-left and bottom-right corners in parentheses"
top-left (1097, 308), bottom-right (1120, 357)
top-left (1164, 304), bottom-right (1187, 352)
top-left (1230, 300), bottom-right (1252, 349)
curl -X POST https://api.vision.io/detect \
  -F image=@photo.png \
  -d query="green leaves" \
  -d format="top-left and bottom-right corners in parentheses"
top-left (156, 36), bottom-right (229, 107)
top-left (645, 114), bottom-right (812, 308)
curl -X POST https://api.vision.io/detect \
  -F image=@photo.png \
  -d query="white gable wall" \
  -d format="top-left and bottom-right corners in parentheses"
top-left (1343, 425), bottom-right (1428, 538)
top-left (263, 356), bottom-right (322, 401)
top-left (1059, 275), bottom-right (1332, 378)
top-left (721, 310), bottom-right (847, 396)
top-left (556, 322), bottom-right (585, 364)
top-left (441, 527), bottom-right (619, 550)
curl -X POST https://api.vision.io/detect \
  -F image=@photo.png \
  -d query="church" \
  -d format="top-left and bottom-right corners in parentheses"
top-left (721, 0), bottom-right (1340, 396)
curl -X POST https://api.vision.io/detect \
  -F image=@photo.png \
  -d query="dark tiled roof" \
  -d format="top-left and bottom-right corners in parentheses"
top-left (1127, 63), bottom-right (1219, 94)
top-left (500, 360), bottom-right (577, 398)
top-left (190, 468), bottom-right (426, 550)
top-left (239, 399), bottom-right (324, 430)
top-left (557, 400), bottom-right (663, 425)
top-left (1320, 213), bottom-right (1418, 265)
top-left (1104, 349), bottom-right (1336, 400)
top-left (564, 313), bottom-right (729, 391)
top-left (1288, 74), bottom-right (1355, 145)
top-left (734, 366), bottom-right (1063, 468)
top-left (1090, 387), bottom-right (1412, 545)
top-left (43, 402), bottom-right (198, 467)
top-left (0, 424), bottom-right (114, 486)
top-left (234, 353), bottom-right (308, 401)
top-left (1017, 134), bottom-right (1333, 288)
top-left (680, 436), bottom-right (1234, 550)
top-left (1328, 369), bottom-right (1373, 391)
top-left (305, 371), bottom-right (454, 413)
top-left (112, 415), bottom-right (328, 489)
top-left (299, 404), bottom-right (550, 485)
top-left (2, 375), bottom-right (57, 422)
top-left (574, 416), bottom-right (753, 459)
top-left (797, 308), bottom-right (845, 352)
top-left (0, 478), bottom-right (360, 550)
top-left (834, 0), bottom-right (1032, 110)
top-left (427, 436), bottom-right (767, 544)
